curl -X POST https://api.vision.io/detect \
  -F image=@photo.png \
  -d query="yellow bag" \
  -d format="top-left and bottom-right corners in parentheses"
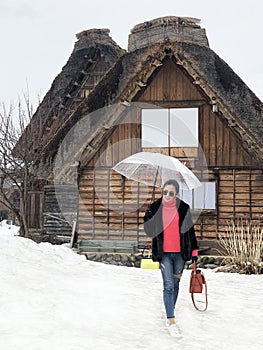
top-left (140, 245), bottom-right (160, 269)
top-left (140, 258), bottom-right (160, 269)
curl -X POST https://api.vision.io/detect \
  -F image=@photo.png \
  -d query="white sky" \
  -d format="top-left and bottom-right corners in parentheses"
top-left (1, 0), bottom-right (263, 111)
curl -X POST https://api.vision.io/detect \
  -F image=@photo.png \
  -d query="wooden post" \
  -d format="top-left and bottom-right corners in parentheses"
top-left (70, 219), bottom-right (77, 248)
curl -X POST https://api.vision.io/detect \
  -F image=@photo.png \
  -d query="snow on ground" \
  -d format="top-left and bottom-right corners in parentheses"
top-left (0, 220), bottom-right (263, 350)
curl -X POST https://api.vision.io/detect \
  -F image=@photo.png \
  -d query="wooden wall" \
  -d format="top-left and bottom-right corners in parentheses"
top-left (199, 105), bottom-right (256, 167)
top-left (78, 168), bottom-right (156, 242)
top-left (77, 57), bottom-right (263, 243)
top-left (137, 57), bottom-right (205, 102)
top-left (27, 191), bottom-right (43, 229)
top-left (87, 107), bottom-right (141, 168)
top-left (195, 169), bottom-right (263, 240)
top-left (42, 184), bottom-right (78, 237)
top-left (78, 167), bottom-right (263, 242)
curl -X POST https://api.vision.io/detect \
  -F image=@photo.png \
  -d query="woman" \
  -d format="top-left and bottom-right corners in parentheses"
top-left (144, 179), bottom-right (198, 338)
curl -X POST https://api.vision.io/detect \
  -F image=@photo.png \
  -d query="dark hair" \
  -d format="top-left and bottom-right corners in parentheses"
top-left (163, 179), bottom-right (179, 194)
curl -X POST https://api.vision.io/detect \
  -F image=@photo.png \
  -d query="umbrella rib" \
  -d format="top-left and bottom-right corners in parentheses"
top-left (112, 152), bottom-right (201, 190)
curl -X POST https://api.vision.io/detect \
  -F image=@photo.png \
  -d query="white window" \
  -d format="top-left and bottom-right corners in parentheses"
top-left (170, 108), bottom-right (198, 147)
top-left (179, 182), bottom-right (216, 210)
top-left (142, 108), bottom-right (198, 148)
top-left (141, 109), bottom-right (168, 147)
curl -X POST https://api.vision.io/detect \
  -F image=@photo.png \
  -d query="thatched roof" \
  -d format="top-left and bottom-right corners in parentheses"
top-left (15, 28), bottom-right (124, 160)
top-left (34, 28), bottom-right (124, 118)
top-left (128, 15), bottom-right (208, 51)
top-left (176, 43), bottom-right (263, 152)
top-left (77, 25), bottom-right (263, 163)
top-left (19, 16), bottom-right (263, 177)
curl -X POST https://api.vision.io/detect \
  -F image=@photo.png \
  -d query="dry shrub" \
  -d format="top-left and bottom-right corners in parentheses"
top-left (218, 219), bottom-right (263, 274)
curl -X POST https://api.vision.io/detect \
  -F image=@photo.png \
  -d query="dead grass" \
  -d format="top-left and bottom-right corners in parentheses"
top-left (218, 219), bottom-right (263, 274)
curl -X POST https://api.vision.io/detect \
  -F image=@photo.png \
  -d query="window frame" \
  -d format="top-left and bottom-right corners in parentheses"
top-left (141, 107), bottom-right (199, 149)
top-left (178, 181), bottom-right (217, 212)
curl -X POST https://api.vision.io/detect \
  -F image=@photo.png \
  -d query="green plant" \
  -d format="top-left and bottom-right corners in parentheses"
top-left (218, 219), bottom-right (263, 274)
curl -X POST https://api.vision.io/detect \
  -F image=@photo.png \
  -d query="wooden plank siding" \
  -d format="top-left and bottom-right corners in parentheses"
top-left (78, 168), bottom-right (263, 242)
top-left (42, 185), bottom-right (78, 236)
top-left (195, 170), bottom-right (263, 240)
top-left (77, 57), bottom-right (263, 243)
top-left (87, 107), bottom-right (141, 168)
top-left (199, 105), bottom-right (255, 167)
top-left (78, 168), bottom-right (156, 242)
top-left (138, 57), bottom-right (205, 103)
top-left (27, 191), bottom-right (44, 229)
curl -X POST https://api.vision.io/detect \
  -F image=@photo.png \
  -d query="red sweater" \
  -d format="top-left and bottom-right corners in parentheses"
top-left (162, 198), bottom-right (198, 257)
top-left (162, 198), bottom-right (181, 252)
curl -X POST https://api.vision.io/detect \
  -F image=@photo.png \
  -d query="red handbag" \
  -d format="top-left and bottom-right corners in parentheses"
top-left (189, 261), bottom-right (208, 311)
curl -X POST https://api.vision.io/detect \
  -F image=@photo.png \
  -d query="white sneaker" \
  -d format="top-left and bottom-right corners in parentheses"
top-left (168, 323), bottom-right (182, 338)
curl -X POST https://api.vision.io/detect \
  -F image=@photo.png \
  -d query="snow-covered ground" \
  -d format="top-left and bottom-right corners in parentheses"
top-left (0, 220), bottom-right (262, 350)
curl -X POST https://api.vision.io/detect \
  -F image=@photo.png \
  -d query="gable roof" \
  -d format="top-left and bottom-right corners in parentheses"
top-left (14, 28), bottom-right (124, 161)
top-left (81, 17), bottom-right (263, 161)
top-left (179, 43), bottom-right (263, 151)
top-left (18, 16), bottom-right (263, 179)
top-left (74, 40), bottom-right (263, 164)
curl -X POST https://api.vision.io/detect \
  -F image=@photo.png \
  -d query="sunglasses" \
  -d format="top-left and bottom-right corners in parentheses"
top-left (163, 190), bottom-right (175, 197)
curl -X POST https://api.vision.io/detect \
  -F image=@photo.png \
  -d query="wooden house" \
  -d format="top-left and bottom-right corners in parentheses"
top-left (16, 16), bottom-right (263, 251)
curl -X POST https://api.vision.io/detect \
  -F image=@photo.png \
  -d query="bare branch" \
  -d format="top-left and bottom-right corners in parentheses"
top-left (0, 94), bottom-right (35, 237)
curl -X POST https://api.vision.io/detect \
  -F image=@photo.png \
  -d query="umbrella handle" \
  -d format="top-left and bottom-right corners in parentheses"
top-left (150, 166), bottom-right (159, 203)
top-left (150, 187), bottom-right (156, 204)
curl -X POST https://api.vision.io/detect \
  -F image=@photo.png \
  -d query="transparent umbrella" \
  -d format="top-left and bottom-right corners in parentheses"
top-left (112, 152), bottom-right (201, 190)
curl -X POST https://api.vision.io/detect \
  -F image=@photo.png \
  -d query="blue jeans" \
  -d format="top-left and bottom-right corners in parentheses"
top-left (160, 253), bottom-right (185, 319)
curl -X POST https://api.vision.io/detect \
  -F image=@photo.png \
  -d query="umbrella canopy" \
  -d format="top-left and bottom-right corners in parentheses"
top-left (112, 152), bottom-right (201, 190)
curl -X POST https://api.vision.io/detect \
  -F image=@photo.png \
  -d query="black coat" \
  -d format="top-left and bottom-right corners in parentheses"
top-left (143, 197), bottom-right (198, 262)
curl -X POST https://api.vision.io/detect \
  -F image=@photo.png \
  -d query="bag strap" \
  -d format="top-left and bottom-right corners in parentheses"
top-left (142, 243), bottom-right (152, 258)
top-left (191, 261), bottom-right (208, 312)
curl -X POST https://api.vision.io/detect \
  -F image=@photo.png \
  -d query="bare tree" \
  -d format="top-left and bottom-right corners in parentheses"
top-left (0, 94), bottom-right (33, 237)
